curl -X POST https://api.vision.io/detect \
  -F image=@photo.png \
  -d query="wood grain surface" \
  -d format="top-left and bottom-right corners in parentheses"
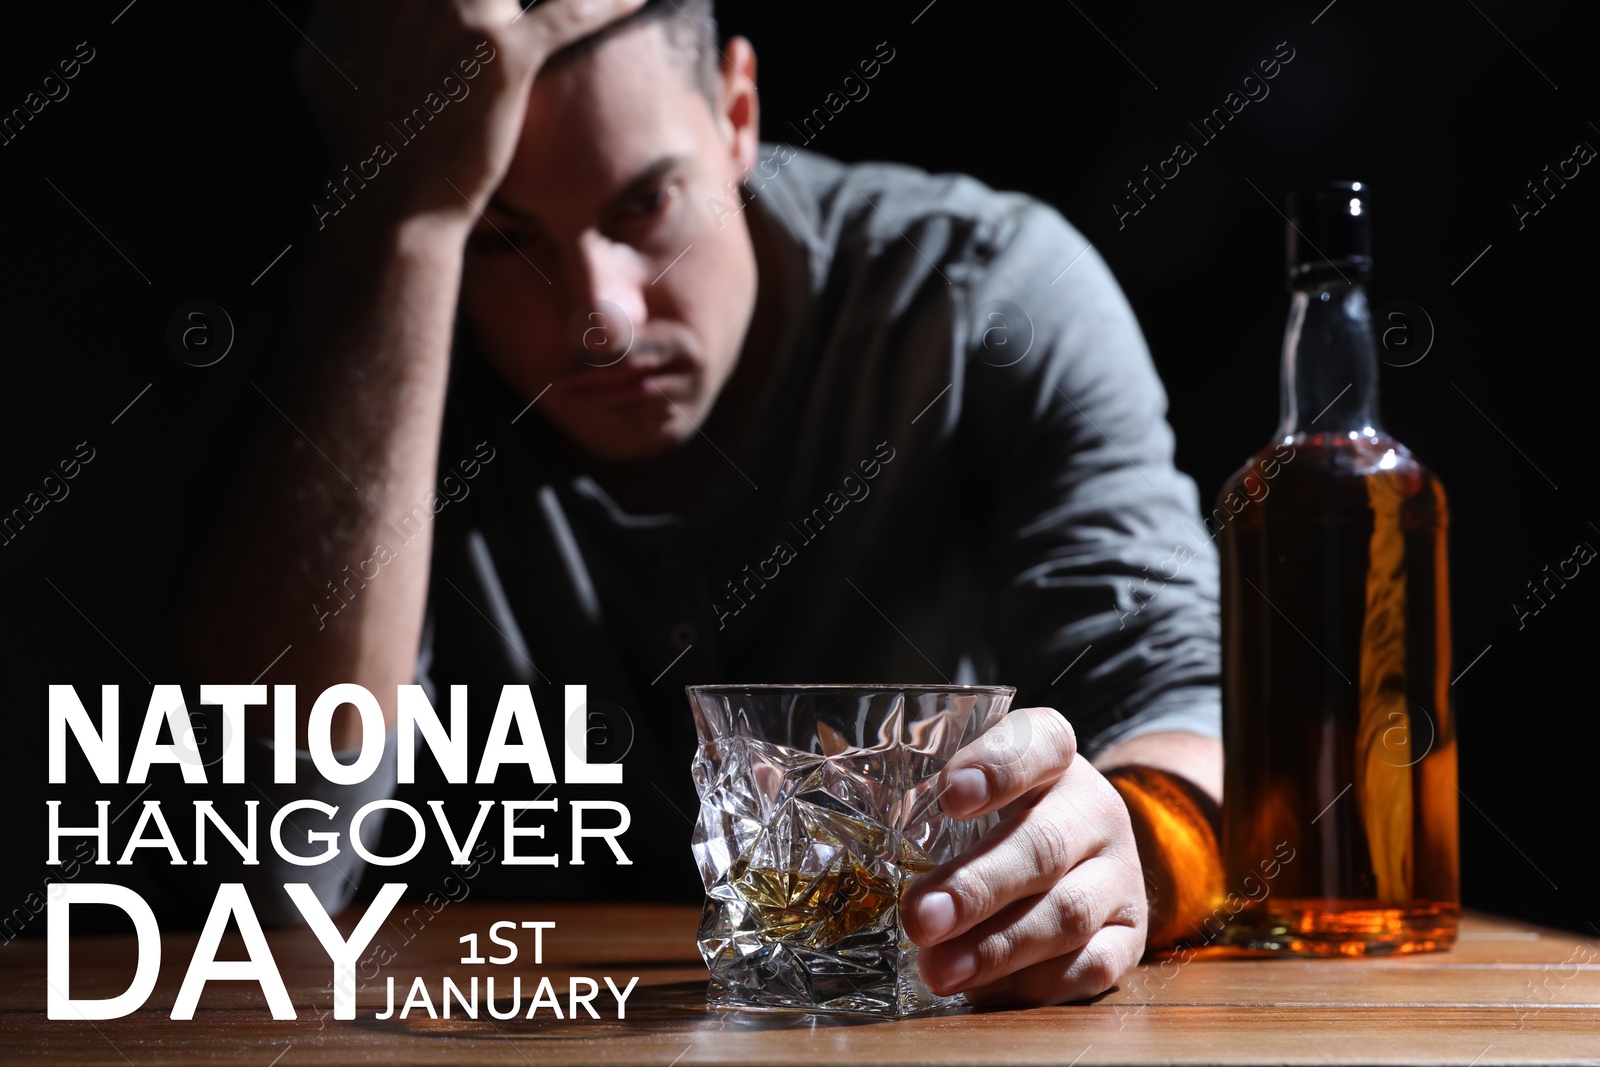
top-left (4, 904), bottom-right (1597, 1065)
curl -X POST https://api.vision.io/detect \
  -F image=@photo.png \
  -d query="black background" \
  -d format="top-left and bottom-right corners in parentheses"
top-left (2, 0), bottom-right (1595, 939)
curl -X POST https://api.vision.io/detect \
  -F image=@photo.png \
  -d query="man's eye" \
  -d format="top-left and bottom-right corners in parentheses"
top-left (628, 184), bottom-right (679, 219)
top-left (467, 228), bottom-right (517, 254)
top-left (468, 226), bottom-right (538, 256)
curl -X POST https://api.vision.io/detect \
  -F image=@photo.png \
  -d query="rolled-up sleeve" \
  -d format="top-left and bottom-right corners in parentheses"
top-left (965, 204), bottom-right (1221, 758)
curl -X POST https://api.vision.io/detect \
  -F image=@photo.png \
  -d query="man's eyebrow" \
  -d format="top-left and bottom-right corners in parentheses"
top-left (603, 154), bottom-right (689, 212)
top-left (486, 192), bottom-right (541, 223)
top-left (484, 155), bottom-right (689, 225)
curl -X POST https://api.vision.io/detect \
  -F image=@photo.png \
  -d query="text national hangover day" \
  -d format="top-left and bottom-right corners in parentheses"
top-left (43, 682), bottom-right (638, 1022)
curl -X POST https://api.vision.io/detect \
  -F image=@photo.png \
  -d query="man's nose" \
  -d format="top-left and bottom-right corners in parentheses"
top-left (567, 234), bottom-right (647, 368)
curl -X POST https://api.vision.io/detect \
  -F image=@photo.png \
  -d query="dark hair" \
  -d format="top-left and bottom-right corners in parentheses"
top-left (544, 0), bottom-right (721, 99)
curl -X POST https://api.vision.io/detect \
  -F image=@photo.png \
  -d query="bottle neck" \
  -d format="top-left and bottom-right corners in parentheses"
top-left (1277, 280), bottom-right (1382, 438)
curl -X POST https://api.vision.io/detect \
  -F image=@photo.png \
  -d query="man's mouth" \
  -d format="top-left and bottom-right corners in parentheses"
top-left (563, 353), bottom-right (697, 403)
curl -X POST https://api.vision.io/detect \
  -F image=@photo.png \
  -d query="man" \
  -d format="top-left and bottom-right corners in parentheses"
top-left (176, 0), bottom-right (1224, 1008)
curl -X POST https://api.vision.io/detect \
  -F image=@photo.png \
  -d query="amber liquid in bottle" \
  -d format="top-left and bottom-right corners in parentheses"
top-left (1218, 198), bottom-right (1459, 954)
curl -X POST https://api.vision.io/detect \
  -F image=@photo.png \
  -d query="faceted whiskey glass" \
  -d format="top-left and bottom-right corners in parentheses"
top-left (687, 684), bottom-right (1015, 1016)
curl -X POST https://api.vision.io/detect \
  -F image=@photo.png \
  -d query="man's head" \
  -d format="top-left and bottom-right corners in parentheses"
top-left (461, 0), bottom-right (762, 463)
top-left (543, 0), bottom-right (721, 100)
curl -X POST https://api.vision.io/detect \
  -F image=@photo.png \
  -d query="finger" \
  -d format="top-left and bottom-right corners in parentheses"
top-left (917, 856), bottom-right (1145, 997)
top-left (517, 0), bottom-right (652, 55)
top-left (937, 707), bottom-right (1076, 820)
top-left (902, 789), bottom-right (1106, 948)
top-left (961, 922), bottom-right (1146, 1008)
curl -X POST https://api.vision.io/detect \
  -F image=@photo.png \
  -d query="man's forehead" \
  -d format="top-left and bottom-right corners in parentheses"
top-left (515, 21), bottom-right (706, 190)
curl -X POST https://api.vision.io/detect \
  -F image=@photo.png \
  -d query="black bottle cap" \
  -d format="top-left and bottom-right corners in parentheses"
top-left (1285, 181), bottom-right (1372, 283)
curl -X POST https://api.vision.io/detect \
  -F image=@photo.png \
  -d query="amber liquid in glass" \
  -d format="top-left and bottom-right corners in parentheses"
top-left (728, 858), bottom-right (929, 948)
top-left (1218, 432), bottom-right (1460, 954)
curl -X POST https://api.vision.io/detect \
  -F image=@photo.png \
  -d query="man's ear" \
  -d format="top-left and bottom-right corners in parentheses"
top-left (716, 36), bottom-right (759, 179)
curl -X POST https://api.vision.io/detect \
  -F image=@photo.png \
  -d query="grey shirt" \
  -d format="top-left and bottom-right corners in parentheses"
top-left (236, 145), bottom-right (1222, 918)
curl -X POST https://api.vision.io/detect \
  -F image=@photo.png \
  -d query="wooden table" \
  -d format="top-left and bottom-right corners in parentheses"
top-left (5, 903), bottom-right (1597, 1064)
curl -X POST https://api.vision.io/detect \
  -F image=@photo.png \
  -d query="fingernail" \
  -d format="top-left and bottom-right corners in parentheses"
top-left (944, 767), bottom-right (989, 813)
top-left (939, 944), bottom-right (978, 989)
top-left (913, 890), bottom-right (957, 942)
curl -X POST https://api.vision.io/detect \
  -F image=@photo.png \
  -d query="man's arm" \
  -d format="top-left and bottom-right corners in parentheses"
top-left (166, 0), bottom-right (646, 924)
top-left (1096, 730), bottom-right (1222, 805)
top-left (176, 211), bottom-right (466, 744)
top-left (1094, 731), bottom-right (1225, 951)
top-left (174, 0), bottom-right (645, 746)
top-left (903, 201), bottom-right (1222, 1004)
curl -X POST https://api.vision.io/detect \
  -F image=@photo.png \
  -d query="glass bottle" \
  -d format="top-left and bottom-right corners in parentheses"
top-left (1217, 182), bottom-right (1459, 955)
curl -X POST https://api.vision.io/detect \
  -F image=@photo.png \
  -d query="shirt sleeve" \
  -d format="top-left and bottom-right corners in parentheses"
top-left (962, 201), bottom-right (1221, 760)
